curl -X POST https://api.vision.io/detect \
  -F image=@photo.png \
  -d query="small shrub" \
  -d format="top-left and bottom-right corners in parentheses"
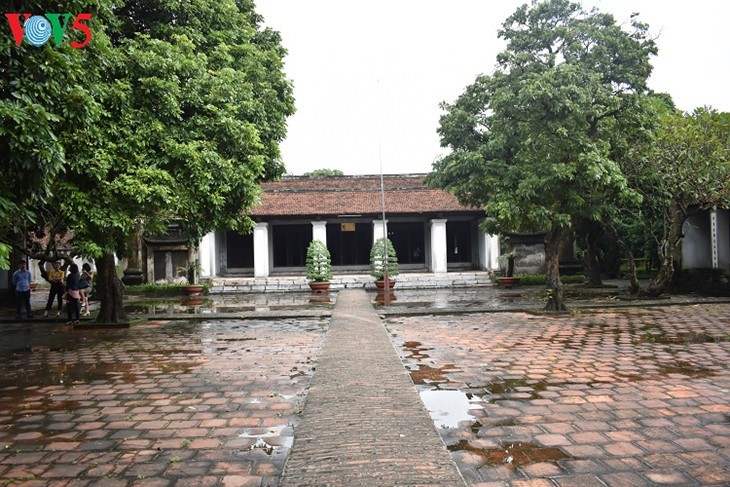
top-left (306, 240), bottom-right (332, 282)
top-left (370, 238), bottom-right (399, 280)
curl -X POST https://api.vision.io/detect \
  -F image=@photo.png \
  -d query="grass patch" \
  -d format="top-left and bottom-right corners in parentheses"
top-left (511, 274), bottom-right (587, 286)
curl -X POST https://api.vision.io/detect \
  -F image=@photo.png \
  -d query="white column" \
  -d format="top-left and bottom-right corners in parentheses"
top-left (200, 231), bottom-right (216, 278)
top-left (430, 219), bottom-right (447, 273)
top-left (488, 234), bottom-right (500, 271)
top-left (312, 221), bottom-right (327, 246)
top-left (712, 208), bottom-right (730, 270)
top-left (373, 219), bottom-right (388, 243)
top-left (253, 222), bottom-right (270, 278)
top-left (477, 230), bottom-right (500, 271)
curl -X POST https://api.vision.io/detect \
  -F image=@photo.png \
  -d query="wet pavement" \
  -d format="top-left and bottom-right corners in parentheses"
top-left (281, 289), bottom-right (465, 486)
top-left (0, 284), bottom-right (728, 485)
top-left (387, 304), bottom-right (730, 486)
top-left (0, 315), bottom-right (326, 486)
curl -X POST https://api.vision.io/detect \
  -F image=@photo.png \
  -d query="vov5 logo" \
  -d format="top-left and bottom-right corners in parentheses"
top-left (4, 13), bottom-right (92, 48)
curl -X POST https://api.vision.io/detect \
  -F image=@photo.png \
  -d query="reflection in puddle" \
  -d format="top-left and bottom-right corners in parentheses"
top-left (419, 389), bottom-right (482, 428)
top-left (448, 440), bottom-right (572, 467)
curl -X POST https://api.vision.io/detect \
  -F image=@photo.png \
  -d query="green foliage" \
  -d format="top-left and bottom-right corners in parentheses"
top-left (306, 240), bottom-right (332, 282)
top-left (0, 1), bottom-right (114, 254)
top-left (628, 107), bottom-right (730, 213)
top-left (303, 169), bottom-right (344, 177)
top-left (624, 107), bottom-right (730, 293)
top-left (0, 243), bottom-right (9, 270)
top-left (428, 0), bottom-right (656, 237)
top-left (370, 238), bottom-right (399, 280)
top-left (2, 0), bottom-right (294, 260)
top-left (514, 274), bottom-right (587, 285)
top-left (124, 283), bottom-right (209, 295)
top-left (426, 0), bottom-right (658, 309)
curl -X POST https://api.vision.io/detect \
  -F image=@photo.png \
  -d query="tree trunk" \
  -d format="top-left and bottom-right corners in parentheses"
top-left (544, 225), bottom-right (567, 312)
top-left (96, 252), bottom-right (129, 323)
top-left (584, 225), bottom-right (603, 286)
top-left (648, 201), bottom-right (684, 296)
top-left (607, 225), bottom-right (640, 295)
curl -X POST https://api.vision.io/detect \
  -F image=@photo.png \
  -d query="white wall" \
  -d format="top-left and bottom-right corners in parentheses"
top-left (683, 212), bottom-right (712, 269)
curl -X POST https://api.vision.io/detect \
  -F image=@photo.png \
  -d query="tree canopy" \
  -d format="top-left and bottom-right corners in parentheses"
top-left (2, 0), bottom-right (295, 322)
top-left (427, 0), bottom-right (658, 310)
top-left (303, 168), bottom-right (344, 177)
top-left (626, 106), bottom-right (730, 294)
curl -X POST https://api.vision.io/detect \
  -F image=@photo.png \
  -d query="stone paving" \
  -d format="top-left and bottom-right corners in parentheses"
top-left (281, 289), bottom-right (465, 486)
top-left (0, 287), bottom-right (728, 486)
top-left (386, 304), bottom-right (730, 486)
top-left (0, 316), bottom-right (327, 486)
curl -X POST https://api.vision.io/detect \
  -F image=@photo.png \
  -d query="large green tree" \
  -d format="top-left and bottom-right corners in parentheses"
top-left (427, 0), bottom-right (656, 310)
top-left (75, 0), bottom-right (294, 322)
top-left (625, 107), bottom-right (730, 295)
top-left (0, 1), bottom-right (111, 269)
top-left (3, 0), bottom-right (294, 322)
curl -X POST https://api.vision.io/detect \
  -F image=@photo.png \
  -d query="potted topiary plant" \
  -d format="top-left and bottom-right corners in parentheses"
top-left (370, 237), bottom-right (399, 289)
top-left (306, 240), bottom-right (332, 292)
top-left (180, 260), bottom-right (205, 296)
top-left (497, 250), bottom-right (521, 288)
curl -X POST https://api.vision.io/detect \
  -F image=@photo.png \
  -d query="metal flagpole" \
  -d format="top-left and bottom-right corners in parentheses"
top-left (379, 144), bottom-right (390, 305)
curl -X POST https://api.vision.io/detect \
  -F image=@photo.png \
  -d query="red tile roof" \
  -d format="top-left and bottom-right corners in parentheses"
top-left (250, 174), bottom-right (478, 217)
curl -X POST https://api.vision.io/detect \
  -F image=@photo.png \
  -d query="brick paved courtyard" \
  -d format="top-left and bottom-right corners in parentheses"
top-left (0, 317), bottom-right (326, 486)
top-left (387, 303), bottom-right (730, 486)
top-left (0, 290), bottom-right (728, 486)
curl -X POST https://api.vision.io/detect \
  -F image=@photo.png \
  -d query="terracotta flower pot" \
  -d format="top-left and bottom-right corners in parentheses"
top-left (497, 276), bottom-right (521, 288)
top-left (309, 281), bottom-right (330, 292)
top-left (182, 285), bottom-right (205, 296)
top-left (375, 280), bottom-right (395, 290)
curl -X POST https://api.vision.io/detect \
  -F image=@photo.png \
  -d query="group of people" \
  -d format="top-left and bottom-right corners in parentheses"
top-left (12, 259), bottom-right (94, 324)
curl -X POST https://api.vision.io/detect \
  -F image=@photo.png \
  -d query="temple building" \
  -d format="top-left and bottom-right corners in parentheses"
top-left (192, 174), bottom-right (499, 282)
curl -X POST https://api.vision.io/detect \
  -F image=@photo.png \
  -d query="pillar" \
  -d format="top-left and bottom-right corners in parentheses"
top-left (712, 208), bottom-right (730, 270)
top-left (253, 222), bottom-right (270, 278)
top-left (430, 219), bottom-right (447, 273)
top-left (199, 231), bottom-right (217, 278)
top-left (373, 219), bottom-right (388, 243)
top-left (312, 221), bottom-right (327, 246)
top-left (477, 223), bottom-right (500, 272)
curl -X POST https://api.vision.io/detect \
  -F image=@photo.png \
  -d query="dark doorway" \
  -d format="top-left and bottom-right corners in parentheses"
top-left (273, 224), bottom-right (312, 267)
top-left (389, 222), bottom-right (425, 264)
top-left (447, 221), bottom-right (473, 264)
top-left (327, 222), bottom-right (371, 266)
top-left (226, 231), bottom-right (254, 269)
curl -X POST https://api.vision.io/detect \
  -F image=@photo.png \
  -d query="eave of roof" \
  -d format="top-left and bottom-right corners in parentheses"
top-left (250, 174), bottom-right (479, 217)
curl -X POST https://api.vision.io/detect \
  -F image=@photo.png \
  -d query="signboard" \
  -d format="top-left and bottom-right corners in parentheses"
top-left (340, 223), bottom-right (356, 232)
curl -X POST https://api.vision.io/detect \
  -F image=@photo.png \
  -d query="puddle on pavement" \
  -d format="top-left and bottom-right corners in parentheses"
top-left (448, 440), bottom-right (573, 467)
top-left (409, 364), bottom-right (459, 387)
top-left (638, 329), bottom-right (730, 344)
top-left (0, 361), bottom-right (139, 389)
top-left (238, 425), bottom-right (294, 455)
top-left (123, 297), bottom-right (335, 315)
top-left (484, 379), bottom-right (549, 402)
top-left (419, 389), bottom-right (482, 429)
top-left (656, 361), bottom-right (715, 378)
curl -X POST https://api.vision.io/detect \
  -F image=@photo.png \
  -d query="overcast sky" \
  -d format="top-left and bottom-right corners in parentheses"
top-left (256, 0), bottom-right (730, 176)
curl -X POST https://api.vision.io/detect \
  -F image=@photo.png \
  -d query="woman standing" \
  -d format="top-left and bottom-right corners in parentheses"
top-left (65, 264), bottom-right (81, 325)
top-left (79, 263), bottom-right (94, 317)
top-left (44, 261), bottom-right (65, 317)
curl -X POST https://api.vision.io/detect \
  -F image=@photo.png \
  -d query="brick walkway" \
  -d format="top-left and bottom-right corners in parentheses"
top-left (387, 304), bottom-right (730, 486)
top-left (281, 289), bottom-right (466, 486)
top-left (0, 317), bottom-right (326, 486)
